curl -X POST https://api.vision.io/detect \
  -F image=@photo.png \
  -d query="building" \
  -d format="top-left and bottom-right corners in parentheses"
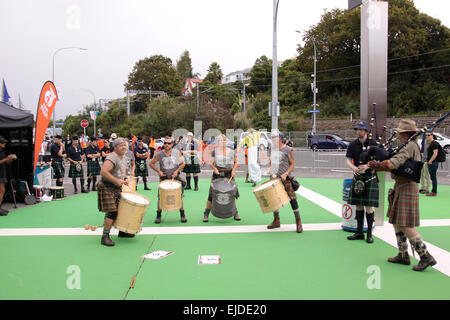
top-left (221, 68), bottom-right (251, 85)
top-left (181, 78), bottom-right (204, 96)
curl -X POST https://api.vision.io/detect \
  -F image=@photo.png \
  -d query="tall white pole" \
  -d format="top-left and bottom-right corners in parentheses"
top-left (271, 0), bottom-right (280, 130)
top-left (313, 40), bottom-right (317, 134)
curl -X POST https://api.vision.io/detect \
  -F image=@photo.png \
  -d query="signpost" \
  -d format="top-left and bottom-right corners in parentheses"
top-left (80, 119), bottom-right (89, 136)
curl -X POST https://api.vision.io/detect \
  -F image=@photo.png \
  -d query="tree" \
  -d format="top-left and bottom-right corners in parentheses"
top-left (247, 56), bottom-right (272, 96)
top-left (204, 62), bottom-right (223, 84)
top-left (176, 50), bottom-right (194, 79)
top-left (124, 55), bottom-right (183, 97)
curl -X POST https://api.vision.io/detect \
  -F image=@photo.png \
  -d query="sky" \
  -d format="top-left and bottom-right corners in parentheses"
top-left (0, 0), bottom-right (449, 122)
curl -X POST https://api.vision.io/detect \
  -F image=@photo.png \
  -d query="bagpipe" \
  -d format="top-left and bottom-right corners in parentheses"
top-left (369, 111), bottom-right (450, 182)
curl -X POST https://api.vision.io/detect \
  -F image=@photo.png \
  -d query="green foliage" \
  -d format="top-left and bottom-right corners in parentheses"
top-left (247, 56), bottom-right (272, 95)
top-left (124, 54), bottom-right (183, 97)
top-left (176, 50), bottom-right (194, 79)
top-left (204, 62), bottom-right (223, 84)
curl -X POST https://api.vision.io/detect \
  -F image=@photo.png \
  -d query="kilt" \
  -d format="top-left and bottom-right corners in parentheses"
top-left (51, 161), bottom-right (65, 179)
top-left (68, 163), bottom-right (84, 178)
top-left (87, 160), bottom-right (101, 177)
top-left (208, 170), bottom-right (240, 200)
top-left (183, 163), bottom-right (201, 174)
top-left (348, 172), bottom-right (379, 207)
top-left (97, 180), bottom-right (122, 213)
top-left (387, 180), bottom-right (420, 227)
top-left (135, 159), bottom-right (148, 177)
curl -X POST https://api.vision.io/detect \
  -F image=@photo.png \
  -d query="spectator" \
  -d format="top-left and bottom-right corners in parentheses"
top-left (425, 131), bottom-right (439, 197)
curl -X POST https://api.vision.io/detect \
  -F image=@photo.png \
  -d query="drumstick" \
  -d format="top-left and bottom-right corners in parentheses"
top-left (227, 176), bottom-right (233, 184)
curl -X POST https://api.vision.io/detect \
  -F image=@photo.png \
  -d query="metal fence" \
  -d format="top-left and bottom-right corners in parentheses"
top-left (289, 149), bottom-right (450, 176)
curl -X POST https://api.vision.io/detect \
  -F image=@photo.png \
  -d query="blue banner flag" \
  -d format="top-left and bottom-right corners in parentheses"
top-left (2, 79), bottom-right (11, 103)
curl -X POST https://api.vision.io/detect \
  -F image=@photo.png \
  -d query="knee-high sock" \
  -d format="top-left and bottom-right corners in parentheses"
top-left (355, 210), bottom-right (364, 233)
top-left (408, 236), bottom-right (428, 257)
top-left (186, 176), bottom-right (191, 187)
top-left (194, 176), bottom-right (198, 188)
top-left (396, 232), bottom-right (409, 256)
top-left (72, 178), bottom-right (77, 189)
top-left (143, 177), bottom-right (148, 188)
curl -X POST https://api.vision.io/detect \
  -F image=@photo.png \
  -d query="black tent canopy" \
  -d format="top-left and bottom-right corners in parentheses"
top-left (0, 101), bottom-right (34, 203)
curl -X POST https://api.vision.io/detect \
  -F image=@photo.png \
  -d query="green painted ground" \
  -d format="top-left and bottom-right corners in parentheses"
top-left (1, 177), bottom-right (449, 300)
top-left (1, 177), bottom-right (448, 229)
top-left (1, 231), bottom-right (449, 300)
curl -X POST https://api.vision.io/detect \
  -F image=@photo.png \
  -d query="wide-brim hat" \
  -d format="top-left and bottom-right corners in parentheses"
top-left (395, 119), bottom-right (418, 133)
top-left (110, 133), bottom-right (117, 139)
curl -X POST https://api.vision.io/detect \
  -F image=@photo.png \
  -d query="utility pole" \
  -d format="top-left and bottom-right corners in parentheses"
top-left (270, 0), bottom-right (280, 130)
top-left (312, 39), bottom-right (317, 134)
top-left (196, 84), bottom-right (200, 113)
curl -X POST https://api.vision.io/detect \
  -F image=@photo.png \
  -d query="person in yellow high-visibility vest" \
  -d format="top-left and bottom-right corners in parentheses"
top-left (238, 128), bottom-right (261, 187)
top-left (148, 136), bottom-right (156, 159)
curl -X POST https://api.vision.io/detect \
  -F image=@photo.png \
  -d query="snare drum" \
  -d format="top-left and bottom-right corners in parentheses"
top-left (49, 186), bottom-right (65, 200)
top-left (33, 185), bottom-right (44, 202)
top-left (114, 193), bottom-right (150, 234)
top-left (122, 176), bottom-right (137, 193)
top-left (252, 178), bottom-right (290, 213)
top-left (159, 179), bottom-right (182, 212)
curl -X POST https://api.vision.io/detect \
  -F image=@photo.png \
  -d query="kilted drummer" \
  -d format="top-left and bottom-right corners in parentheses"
top-left (97, 138), bottom-right (132, 247)
top-left (369, 119), bottom-right (437, 271)
top-left (66, 136), bottom-right (88, 194)
top-left (345, 121), bottom-right (379, 244)
top-left (86, 137), bottom-right (102, 192)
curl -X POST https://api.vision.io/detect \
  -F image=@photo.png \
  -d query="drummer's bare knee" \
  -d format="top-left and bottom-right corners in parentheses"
top-left (356, 205), bottom-right (364, 211)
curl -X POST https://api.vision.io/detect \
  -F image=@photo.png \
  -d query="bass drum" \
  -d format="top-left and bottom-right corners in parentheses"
top-left (210, 178), bottom-right (238, 219)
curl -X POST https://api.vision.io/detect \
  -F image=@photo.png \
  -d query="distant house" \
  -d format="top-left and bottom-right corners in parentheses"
top-left (181, 78), bottom-right (203, 96)
top-left (221, 68), bottom-right (251, 85)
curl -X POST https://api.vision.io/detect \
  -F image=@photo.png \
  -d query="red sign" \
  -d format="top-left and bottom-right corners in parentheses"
top-left (342, 204), bottom-right (353, 220)
top-left (80, 119), bottom-right (89, 128)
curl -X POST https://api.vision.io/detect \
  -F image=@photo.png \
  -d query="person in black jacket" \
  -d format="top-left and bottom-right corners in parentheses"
top-left (0, 136), bottom-right (17, 216)
top-left (66, 136), bottom-right (88, 194)
top-left (425, 130), bottom-right (439, 196)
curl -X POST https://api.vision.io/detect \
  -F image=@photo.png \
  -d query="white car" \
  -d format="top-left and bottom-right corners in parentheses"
top-left (239, 131), bottom-right (272, 150)
top-left (417, 132), bottom-right (450, 152)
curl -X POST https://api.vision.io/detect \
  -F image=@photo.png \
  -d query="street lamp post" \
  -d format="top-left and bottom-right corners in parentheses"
top-left (52, 46), bottom-right (87, 135)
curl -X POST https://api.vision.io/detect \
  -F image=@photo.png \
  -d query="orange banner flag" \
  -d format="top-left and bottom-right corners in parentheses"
top-left (33, 81), bottom-right (58, 175)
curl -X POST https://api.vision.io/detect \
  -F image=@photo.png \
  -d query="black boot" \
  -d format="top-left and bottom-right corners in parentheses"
top-left (155, 210), bottom-right (162, 224)
top-left (185, 176), bottom-right (191, 190)
top-left (72, 179), bottom-right (78, 194)
top-left (203, 209), bottom-right (210, 222)
top-left (180, 210), bottom-right (187, 223)
top-left (101, 231), bottom-right (115, 246)
top-left (347, 210), bottom-right (365, 240)
top-left (81, 179), bottom-right (88, 193)
top-left (0, 206), bottom-right (8, 216)
top-left (92, 177), bottom-right (97, 191)
top-left (194, 176), bottom-right (199, 191)
top-left (118, 231), bottom-right (135, 238)
top-left (366, 212), bottom-right (375, 243)
top-left (388, 252), bottom-right (411, 265)
top-left (143, 177), bottom-right (150, 190)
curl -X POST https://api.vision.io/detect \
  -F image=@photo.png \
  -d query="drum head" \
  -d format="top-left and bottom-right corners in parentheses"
top-left (160, 180), bottom-right (181, 190)
top-left (253, 179), bottom-right (279, 192)
top-left (211, 178), bottom-right (236, 193)
top-left (122, 193), bottom-right (150, 205)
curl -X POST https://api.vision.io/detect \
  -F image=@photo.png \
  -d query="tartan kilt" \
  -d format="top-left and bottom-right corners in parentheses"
top-left (87, 160), bottom-right (101, 177)
top-left (183, 163), bottom-right (201, 174)
top-left (51, 161), bottom-right (65, 179)
top-left (134, 160), bottom-right (148, 177)
top-left (68, 163), bottom-right (84, 178)
top-left (97, 180), bottom-right (122, 213)
top-left (387, 180), bottom-right (420, 227)
top-left (348, 172), bottom-right (379, 207)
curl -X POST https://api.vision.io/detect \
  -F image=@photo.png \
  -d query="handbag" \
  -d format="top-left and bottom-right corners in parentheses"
top-left (289, 176), bottom-right (300, 191)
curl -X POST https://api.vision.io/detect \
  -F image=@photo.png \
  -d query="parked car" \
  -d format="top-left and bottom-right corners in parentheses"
top-left (417, 132), bottom-right (450, 152)
top-left (307, 134), bottom-right (350, 150)
top-left (239, 131), bottom-right (272, 150)
top-left (207, 137), bottom-right (235, 149)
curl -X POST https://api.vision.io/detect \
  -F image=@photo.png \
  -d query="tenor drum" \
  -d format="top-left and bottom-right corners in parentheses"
top-left (33, 185), bottom-right (44, 202)
top-left (252, 178), bottom-right (290, 213)
top-left (114, 193), bottom-right (150, 234)
top-left (159, 180), bottom-right (182, 212)
top-left (49, 186), bottom-right (65, 200)
top-left (210, 178), bottom-right (238, 219)
top-left (122, 176), bottom-right (137, 193)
